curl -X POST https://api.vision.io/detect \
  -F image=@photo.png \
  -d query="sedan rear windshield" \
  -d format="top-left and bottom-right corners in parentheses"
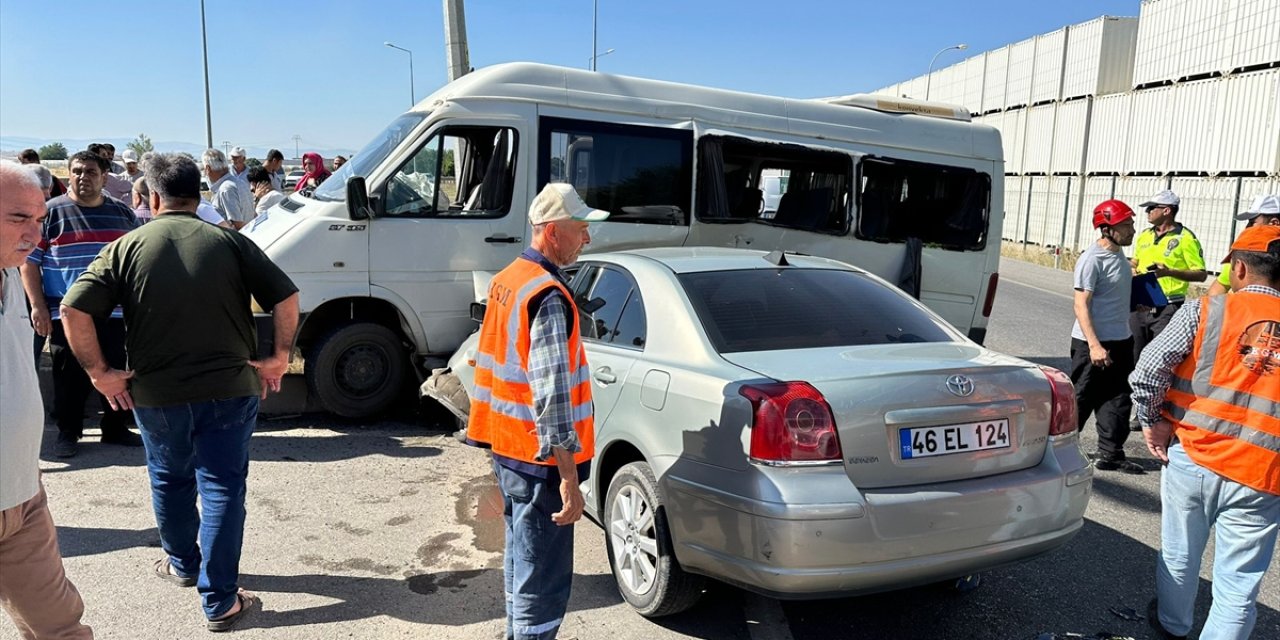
top-left (678, 268), bottom-right (954, 353)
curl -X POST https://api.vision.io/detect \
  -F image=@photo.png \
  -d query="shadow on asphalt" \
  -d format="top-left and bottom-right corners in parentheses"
top-left (773, 519), bottom-right (1280, 640)
top-left (232, 570), bottom-right (622, 629)
top-left (57, 526), bottom-right (161, 558)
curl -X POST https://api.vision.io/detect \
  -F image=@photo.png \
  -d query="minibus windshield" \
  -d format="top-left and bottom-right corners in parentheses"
top-left (312, 112), bottom-right (428, 202)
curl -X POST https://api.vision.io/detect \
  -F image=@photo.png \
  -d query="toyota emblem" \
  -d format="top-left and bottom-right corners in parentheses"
top-left (946, 374), bottom-right (975, 397)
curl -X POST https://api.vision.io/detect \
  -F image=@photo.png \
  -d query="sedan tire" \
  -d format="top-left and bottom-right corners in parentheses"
top-left (605, 462), bottom-right (705, 617)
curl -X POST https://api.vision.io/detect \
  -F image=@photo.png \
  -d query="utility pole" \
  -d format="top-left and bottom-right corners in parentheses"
top-left (292, 135), bottom-right (301, 160)
top-left (592, 0), bottom-right (598, 71)
top-left (443, 0), bottom-right (470, 82)
top-left (223, 141), bottom-right (231, 157)
top-left (200, 0), bottom-right (213, 148)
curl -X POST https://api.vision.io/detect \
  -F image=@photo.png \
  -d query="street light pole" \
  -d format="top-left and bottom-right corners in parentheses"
top-left (592, 0), bottom-right (598, 71)
top-left (200, 0), bottom-right (213, 148)
top-left (588, 48), bottom-right (615, 69)
top-left (384, 42), bottom-right (415, 106)
top-left (925, 43), bottom-right (968, 101)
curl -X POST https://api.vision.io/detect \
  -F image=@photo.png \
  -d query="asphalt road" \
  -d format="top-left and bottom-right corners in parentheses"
top-left (5, 257), bottom-right (1277, 640)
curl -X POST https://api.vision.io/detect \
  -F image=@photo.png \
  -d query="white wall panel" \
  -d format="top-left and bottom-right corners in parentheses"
top-left (1229, 0), bottom-right (1280, 70)
top-left (1096, 17), bottom-right (1140, 96)
top-left (872, 83), bottom-right (901, 97)
top-left (1217, 69), bottom-right (1280, 175)
top-left (1032, 29), bottom-right (1068, 104)
top-left (1021, 103), bottom-right (1056, 175)
top-left (1002, 175), bottom-right (1025, 240)
top-left (1006, 37), bottom-right (1037, 108)
top-left (1181, 0), bottom-right (1229, 78)
top-left (1166, 77), bottom-right (1224, 174)
top-left (1113, 176), bottom-right (1169, 259)
top-left (1134, 0), bottom-right (1179, 86)
top-left (1024, 175), bottom-right (1054, 245)
top-left (982, 47), bottom-right (1009, 113)
top-left (1051, 98), bottom-right (1092, 175)
top-left (1047, 175), bottom-right (1086, 250)
top-left (1126, 85), bottom-right (1174, 173)
top-left (1074, 176), bottom-right (1120, 251)
top-left (1172, 177), bottom-right (1242, 269)
top-left (977, 110), bottom-right (1027, 175)
top-left (960, 56), bottom-right (986, 115)
top-left (1086, 93), bottom-right (1132, 174)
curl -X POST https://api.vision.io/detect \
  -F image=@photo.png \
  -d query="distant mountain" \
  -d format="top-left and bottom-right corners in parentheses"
top-left (0, 135), bottom-right (356, 161)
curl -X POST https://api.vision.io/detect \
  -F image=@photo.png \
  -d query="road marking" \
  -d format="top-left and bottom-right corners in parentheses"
top-left (1001, 278), bottom-right (1073, 301)
top-left (743, 593), bottom-right (795, 640)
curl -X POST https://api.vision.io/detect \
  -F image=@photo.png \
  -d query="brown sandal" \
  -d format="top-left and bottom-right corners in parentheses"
top-left (207, 590), bottom-right (259, 632)
top-left (153, 558), bottom-right (196, 588)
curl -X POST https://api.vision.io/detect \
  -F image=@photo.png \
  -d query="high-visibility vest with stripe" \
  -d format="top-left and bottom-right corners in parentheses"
top-left (1164, 291), bottom-right (1280, 495)
top-left (467, 258), bottom-right (594, 466)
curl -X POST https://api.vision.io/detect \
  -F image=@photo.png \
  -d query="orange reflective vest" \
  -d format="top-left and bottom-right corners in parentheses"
top-left (1163, 291), bottom-right (1280, 495)
top-left (466, 257), bottom-right (595, 466)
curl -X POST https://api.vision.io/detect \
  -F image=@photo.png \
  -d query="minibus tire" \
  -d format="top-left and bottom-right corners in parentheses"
top-left (306, 322), bottom-right (407, 418)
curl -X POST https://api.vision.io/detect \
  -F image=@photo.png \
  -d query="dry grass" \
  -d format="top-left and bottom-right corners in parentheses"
top-left (1000, 240), bottom-right (1211, 298)
top-left (1000, 241), bottom-right (1081, 272)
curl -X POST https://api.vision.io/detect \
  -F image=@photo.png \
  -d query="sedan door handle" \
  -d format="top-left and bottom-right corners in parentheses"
top-left (593, 367), bottom-right (617, 384)
top-left (485, 235), bottom-right (521, 243)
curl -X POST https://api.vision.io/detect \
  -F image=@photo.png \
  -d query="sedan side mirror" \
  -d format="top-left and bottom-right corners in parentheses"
top-left (346, 176), bottom-right (371, 221)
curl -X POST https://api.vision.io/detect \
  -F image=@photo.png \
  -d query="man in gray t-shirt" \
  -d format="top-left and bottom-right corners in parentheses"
top-left (1071, 199), bottom-right (1141, 474)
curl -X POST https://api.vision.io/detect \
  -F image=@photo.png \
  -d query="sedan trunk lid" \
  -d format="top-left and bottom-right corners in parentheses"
top-left (723, 342), bottom-right (1054, 489)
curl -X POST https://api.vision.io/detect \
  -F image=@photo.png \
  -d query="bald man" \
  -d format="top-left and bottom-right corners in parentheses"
top-left (0, 162), bottom-right (93, 638)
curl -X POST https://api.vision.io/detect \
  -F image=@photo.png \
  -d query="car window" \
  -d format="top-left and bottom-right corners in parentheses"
top-left (610, 290), bottom-right (647, 349)
top-left (575, 267), bottom-right (634, 344)
top-left (678, 268), bottom-right (954, 353)
top-left (383, 126), bottom-right (516, 218)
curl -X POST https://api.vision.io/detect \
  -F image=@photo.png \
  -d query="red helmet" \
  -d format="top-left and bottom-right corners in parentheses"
top-left (1093, 199), bottom-right (1135, 229)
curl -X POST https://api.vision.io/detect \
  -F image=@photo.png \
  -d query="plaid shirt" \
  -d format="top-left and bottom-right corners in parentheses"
top-left (1130, 285), bottom-right (1280, 428)
top-left (522, 249), bottom-right (582, 461)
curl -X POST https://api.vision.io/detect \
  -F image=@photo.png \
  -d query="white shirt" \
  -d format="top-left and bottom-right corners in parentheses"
top-left (255, 190), bottom-right (286, 216)
top-left (1, 268), bottom-right (44, 511)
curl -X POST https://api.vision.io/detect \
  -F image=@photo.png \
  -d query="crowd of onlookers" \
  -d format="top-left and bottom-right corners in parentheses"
top-left (15, 144), bottom-right (345, 231)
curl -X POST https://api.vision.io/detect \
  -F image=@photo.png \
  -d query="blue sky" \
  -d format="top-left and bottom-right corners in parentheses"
top-left (0, 0), bottom-right (1138, 154)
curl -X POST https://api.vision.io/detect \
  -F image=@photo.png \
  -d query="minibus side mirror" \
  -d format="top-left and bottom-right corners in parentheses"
top-left (469, 302), bottom-right (487, 324)
top-left (346, 176), bottom-right (371, 221)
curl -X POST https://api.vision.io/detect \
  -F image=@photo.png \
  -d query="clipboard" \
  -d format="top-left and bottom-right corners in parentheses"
top-left (1131, 272), bottom-right (1169, 310)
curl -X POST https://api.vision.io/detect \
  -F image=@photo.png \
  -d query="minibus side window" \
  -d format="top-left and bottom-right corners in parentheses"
top-left (383, 126), bottom-right (517, 218)
top-left (538, 117), bottom-right (693, 226)
top-left (696, 136), bottom-right (851, 235)
top-left (856, 157), bottom-right (990, 251)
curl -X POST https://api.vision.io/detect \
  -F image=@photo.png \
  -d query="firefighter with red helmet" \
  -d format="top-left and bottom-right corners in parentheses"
top-left (1071, 199), bottom-right (1144, 473)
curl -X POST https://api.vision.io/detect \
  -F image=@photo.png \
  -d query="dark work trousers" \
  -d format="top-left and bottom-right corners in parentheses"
top-left (1130, 302), bottom-right (1183, 364)
top-left (1070, 337), bottom-right (1135, 460)
top-left (47, 317), bottom-right (131, 440)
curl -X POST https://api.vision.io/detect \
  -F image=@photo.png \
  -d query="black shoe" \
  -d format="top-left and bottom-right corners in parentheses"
top-left (101, 429), bottom-right (143, 447)
top-left (1147, 598), bottom-right (1187, 640)
top-left (54, 435), bottom-right (79, 459)
top-left (1094, 457), bottom-right (1145, 474)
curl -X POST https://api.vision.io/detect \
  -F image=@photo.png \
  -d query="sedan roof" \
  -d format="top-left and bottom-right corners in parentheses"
top-left (605, 246), bottom-right (864, 274)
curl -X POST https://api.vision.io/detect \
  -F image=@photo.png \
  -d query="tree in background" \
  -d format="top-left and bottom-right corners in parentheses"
top-left (127, 133), bottom-right (155, 157)
top-left (246, 157), bottom-right (263, 169)
top-left (37, 142), bottom-right (68, 160)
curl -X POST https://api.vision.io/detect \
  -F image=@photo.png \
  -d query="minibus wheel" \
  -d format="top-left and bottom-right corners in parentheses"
top-left (306, 322), bottom-right (407, 418)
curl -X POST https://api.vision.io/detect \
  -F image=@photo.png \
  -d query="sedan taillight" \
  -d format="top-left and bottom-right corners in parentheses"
top-left (1038, 366), bottom-right (1078, 436)
top-left (740, 382), bottom-right (842, 464)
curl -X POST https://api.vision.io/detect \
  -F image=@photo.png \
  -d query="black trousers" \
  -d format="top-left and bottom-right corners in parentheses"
top-left (1130, 301), bottom-right (1183, 364)
top-left (47, 317), bottom-right (131, 439)
top-left (1070, 337), bottom-right (1134, 460)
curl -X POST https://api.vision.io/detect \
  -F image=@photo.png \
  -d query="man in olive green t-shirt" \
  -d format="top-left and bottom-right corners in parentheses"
top-left (59, 153), bottom-right (298, 633)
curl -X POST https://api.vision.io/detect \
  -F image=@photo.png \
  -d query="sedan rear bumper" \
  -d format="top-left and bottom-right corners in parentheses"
top-left (663, 437), bottom-right (1092, 598)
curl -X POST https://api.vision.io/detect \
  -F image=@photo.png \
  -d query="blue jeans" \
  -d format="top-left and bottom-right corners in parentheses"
top-left (494, 460), bottom-right (575, 640)
top-left (1156, 442), bottom-right (1280, 639)
top-left (134, 396), bottom-right (258, 620)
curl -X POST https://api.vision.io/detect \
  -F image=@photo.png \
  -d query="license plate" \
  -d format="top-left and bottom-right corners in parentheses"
top-left (899, 419), bottom-right (1011, 459)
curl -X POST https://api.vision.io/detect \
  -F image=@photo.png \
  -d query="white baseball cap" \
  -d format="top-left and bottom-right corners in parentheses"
top-left (528, 183), bottom-right (609, 225)
top-left (1236, 194), bottom-right (1280, 221)
top-left (1139, 190), bottom-right (1180, 208)
top-left (121, 150), bottom-right (139, 163)
top-left (230, 146), bottom-right (247, 158)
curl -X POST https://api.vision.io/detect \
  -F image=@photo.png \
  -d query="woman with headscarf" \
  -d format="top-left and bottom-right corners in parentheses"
top-left (295, 152), bottom-right (331, 194)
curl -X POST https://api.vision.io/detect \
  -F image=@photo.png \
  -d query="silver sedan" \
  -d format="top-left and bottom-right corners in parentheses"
top-left (423, 247), bottom-right (1093, 617)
